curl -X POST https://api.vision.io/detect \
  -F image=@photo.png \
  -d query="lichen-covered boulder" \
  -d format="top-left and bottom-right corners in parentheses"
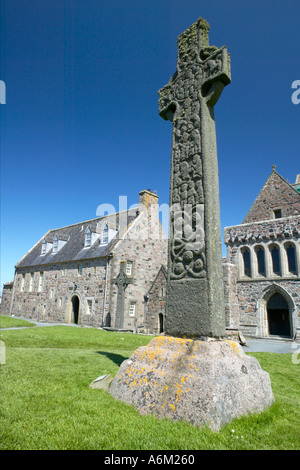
top-left (108, 336), bottom-right (274, 430)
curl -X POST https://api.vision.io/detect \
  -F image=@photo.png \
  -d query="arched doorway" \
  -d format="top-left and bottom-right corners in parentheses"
top-left (71, 295), bottom-right (80, 325)
top-left (267, 292), bottom-right (291, 337)
top-left (158, 313), bottom-right (164, 334)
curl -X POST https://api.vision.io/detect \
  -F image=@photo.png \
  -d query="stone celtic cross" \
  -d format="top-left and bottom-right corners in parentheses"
top-left (159, 17), bottom-right (231, 338)
top-left (112, 262), bottom-right (133, 329)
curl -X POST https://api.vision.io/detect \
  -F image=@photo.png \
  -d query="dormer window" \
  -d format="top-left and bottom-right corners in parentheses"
top-left (41, 239), bottom-right (47, 255)
top-left (85, 226), bottom-right (92, 247)
top-left (41, 237), bottom-right (53, 256)
top-left (102, 224), bottom-right (109, 244)
top-left (53, 235), bottom-right (59, 253)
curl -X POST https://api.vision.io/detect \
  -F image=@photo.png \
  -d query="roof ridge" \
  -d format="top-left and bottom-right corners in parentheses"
top-left (48, 207), bottom-right (138, 232)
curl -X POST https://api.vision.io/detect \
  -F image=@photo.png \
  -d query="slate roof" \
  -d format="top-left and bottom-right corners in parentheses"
top-left (16, 208), bottom-right (139, 268)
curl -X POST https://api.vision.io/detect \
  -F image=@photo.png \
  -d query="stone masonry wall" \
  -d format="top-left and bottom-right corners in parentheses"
top-left (224, 215), bottom-right (300, 339)
top-left (108, 205), bottom-right (167, 331)
top-left (243, 170), bottom-right (300, 224)
top-left (9, 194), bottom-right (168, 329)
top-left (236, 278), bottom-right (300, 337)
top-left (0, 283), bottom-right (14, 316)
top-left (144, 267), bottom-right (167, 334)
top-left (11, 258), bottom-right (108, 326)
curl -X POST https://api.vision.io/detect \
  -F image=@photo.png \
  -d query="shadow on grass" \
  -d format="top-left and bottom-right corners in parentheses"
top-left (96, 351), bottom-right (128, 367)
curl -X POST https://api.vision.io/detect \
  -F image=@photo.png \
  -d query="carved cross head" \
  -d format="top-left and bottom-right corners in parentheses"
top-left (158, 17), bottom-right (231, 119)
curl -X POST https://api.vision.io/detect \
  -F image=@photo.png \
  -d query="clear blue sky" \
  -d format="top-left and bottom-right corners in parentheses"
top-left (1, 0), bottom-right (299, 288)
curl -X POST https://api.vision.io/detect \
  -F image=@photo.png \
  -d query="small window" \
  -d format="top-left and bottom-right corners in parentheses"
top-left (86, 299), bottom-right (92, 315)
top-left (129, 302), bottom-right (136, 317)
top-left (126, 261), bottom-right (133, 276)
top-left (29, 273), bottom-right (34, 292)
top-left (273, 209), bottom-right (282, 219)
top-left (39, 272), bottom-right (44, 292)
top-left (78, 265), bottom-right (83, 276)
top-left (59, 297), bottom-right (62, 308)
top-left (20, 274), bottom-right (25, 292)
top-left (49, 288), bottom-right (54, 299)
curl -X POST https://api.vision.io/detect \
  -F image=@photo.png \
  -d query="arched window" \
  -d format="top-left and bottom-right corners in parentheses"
top-left (241, 247), bottom-right (251, 277)
top-left (285, 243), bottom-right (296, 274)
top-left (270, 245), bottom-right (281, 275)
top-left (255, 246), bottom-right (265, 276)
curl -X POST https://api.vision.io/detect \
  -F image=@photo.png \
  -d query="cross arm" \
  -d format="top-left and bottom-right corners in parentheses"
top-left (158, 78), bottom-right (177, 121)
top-left (201, 46), bottom-right (231, 106)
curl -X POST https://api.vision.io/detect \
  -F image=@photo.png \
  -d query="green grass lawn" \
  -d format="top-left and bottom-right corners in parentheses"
top-left (0, 319), bottom-right (299, 450)
top-left (0, 314), bottom-right (36, 329)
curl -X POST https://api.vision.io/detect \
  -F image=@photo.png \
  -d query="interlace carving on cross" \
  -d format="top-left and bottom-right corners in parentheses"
top-left (158, 18), bottom-right (231, 280)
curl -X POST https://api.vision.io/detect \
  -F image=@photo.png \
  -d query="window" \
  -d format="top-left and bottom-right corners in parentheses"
top-left (78, 265), bottom-right (83, 276)
top-left (39, 272), bottom-right (44, 292)
top-left (29, 273), bottom-right (34, 292)
top-left (53, 235), bottom-right (59, 253)
top-left (242, 248), bottom-right (251, 277)
top-left (59, 297), bottom-right (62, 308)
top-left (273, 209), bottom-right (282, 219)
top-left (271, 245), bottom-right (281, 275)
top-left (102, 224), bottom-right (109, 244)
top-left (286, 244), bottom-right (296, 274)
top-left (49, 288), bottom-right (54, 299)
top-left (129, 302), bottom-right (136, 317)
top-left (126, 261), bottom-right (133, 276)
top-left (255, 246), bottom-right (265, 276)
top-left (20, 274), bottom-right (25, 292)
top-left (86, 299), bottom-right (92, 315)
top-left (85, 227), bottom-right (92, 247)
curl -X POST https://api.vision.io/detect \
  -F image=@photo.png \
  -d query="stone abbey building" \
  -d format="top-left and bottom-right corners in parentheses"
top-left (223, 167), bottom-right (300, 340)
top-left (2, 169), bottom-right (300, 340)
top-left (2, 190), bottom-right (168, 333)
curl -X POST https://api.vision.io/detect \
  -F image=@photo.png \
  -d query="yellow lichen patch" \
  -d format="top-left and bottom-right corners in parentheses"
top-left (225, 340), bottom-right (242, 356)
top-left (176, 389), bottom-right (183, 402)
top-left (170, 404), bottom-right (176, 412)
